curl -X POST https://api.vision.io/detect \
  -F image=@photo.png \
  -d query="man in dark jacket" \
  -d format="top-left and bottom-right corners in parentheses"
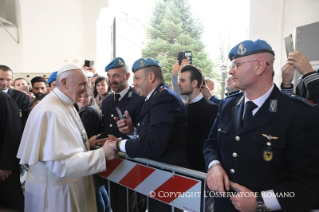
top-left (0, 91), bottom-right (24, 211)
top-left (108, 58), bottom-right (188, 212)
top-left (204, 39), bottom-right (319, 212)
top-left (0, 65), bottom-right (30, 127)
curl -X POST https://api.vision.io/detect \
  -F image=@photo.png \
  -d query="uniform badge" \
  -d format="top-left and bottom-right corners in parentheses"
top-left (262, 134), bottom-right (278, 140)
top-left (119, 59), bottom-right (124, 66)
top-left (269, 100), bottom-right (278, 112)
top-left (237, 43), bottom-right (247, 55)
top-left (263, 150), bottom-right (273, 162)
top-left (139, 60), bottom-right (145, 67)
top-left (159, 86), bottom-right (165, 92)
top-left (128, 91), bottom-right (132, 98)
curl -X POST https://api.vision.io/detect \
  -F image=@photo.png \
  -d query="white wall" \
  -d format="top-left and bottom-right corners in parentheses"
top-left (0, 0), bottom-right (108, 74)
top-left (0, 0), bottom-right (23, 72)
top-left (249, 0), bottom-right (319, 85)
top-left (19, 0), bottom-right (108, 73)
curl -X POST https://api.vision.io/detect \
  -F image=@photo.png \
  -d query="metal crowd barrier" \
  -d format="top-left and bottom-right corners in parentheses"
top-left (96, 153), bottom-right (209, 212)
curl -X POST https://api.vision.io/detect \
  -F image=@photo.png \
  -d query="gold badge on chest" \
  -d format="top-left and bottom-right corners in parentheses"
top-left (263, 150), bottom-right (273, 162)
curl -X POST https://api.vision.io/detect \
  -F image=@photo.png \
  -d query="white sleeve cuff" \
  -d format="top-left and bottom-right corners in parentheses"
top-left (128, 127), bottom-right (137, 139)
top-left (262, 190), bottom-right (282, 211)
top-left (120, 139), bottom-right (127, 153)
top-left (208, 160), bottom-right (220, 170)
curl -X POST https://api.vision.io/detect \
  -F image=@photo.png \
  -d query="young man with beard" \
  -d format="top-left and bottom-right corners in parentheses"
top-left (177, 64), bottom-right (218, 172)
top-left (91, 57), bottom-right (145, 212)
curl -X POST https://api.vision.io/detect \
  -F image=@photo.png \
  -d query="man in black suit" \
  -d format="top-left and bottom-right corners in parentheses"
top-left (108, 58), bottom-right (188, 211)
top-left (0, 65), bottom-right (30, 127)
top-left (0, 91), bottom-right (24, 211)
top-left (203, 39), bottom-right (319, 211)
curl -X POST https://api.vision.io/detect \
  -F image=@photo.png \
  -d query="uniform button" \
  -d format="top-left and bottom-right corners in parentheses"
top-left (218, 128), bottom-right (221, 132)
top-left (235, 136), bottom-right (240, 141)
top-left (111, 114), bottom-right (114, 117)
top-left (267, 142), bottom-right (271, 146)
top-left (232, 152), bottom-right (237, 157)
top-left (110, 124), bottom-right (112, 127)
top-left (137, 123), bottom-right (140, 126)
top-left (136, 135), bottom-right (139, 138)
top-left (230, 169), bottom-right (235, 174)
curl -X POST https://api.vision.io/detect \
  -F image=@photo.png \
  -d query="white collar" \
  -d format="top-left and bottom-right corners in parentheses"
top-left (114, 86), bottom-right (130, 102)
top-left (1, 89), bottom-right (9, 93)
top-left (54, 88), bottom-right (74, 106)
top-left (244, 83), bottom-right (274, 115)
top-left (188, 93), bottom-right (203, 104)
top-left (146, 88), bottom-right (156, 101)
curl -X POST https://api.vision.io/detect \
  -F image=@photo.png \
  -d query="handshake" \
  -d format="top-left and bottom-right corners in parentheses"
top-left (89, 110), bottom-right (134, 161)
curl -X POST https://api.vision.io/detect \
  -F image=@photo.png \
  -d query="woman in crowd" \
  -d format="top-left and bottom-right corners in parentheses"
top-left (77, 86), bottom-right (102, 138)
top-left (93, 76), bottom-right (110, 109)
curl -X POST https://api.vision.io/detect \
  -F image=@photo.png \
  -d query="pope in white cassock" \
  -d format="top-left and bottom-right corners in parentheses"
top-left (17, 64), bottom-right (117, 212)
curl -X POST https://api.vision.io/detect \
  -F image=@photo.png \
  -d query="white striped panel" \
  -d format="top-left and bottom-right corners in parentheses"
top-left (107, 159), bottom-right (136, 183)
top-left (134, 169), bottom-right (173, 195)
top-left (171, 181), bottom-right (201, 212)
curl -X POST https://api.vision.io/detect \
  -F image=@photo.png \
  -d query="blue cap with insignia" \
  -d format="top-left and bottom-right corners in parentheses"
top-left (105, 57), bottom-right (126, 72)
top-left (47, 71), bottom-right (58, 84)
top-left (132, 58), bottom-right (162, 73)
top-left (228, 39), bottom-right (275, 61)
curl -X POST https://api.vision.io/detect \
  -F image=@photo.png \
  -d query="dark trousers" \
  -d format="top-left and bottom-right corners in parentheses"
top-left (0, 170), bottom-right (24, 211)
top-left (95, 176), bottom-right (145, 212)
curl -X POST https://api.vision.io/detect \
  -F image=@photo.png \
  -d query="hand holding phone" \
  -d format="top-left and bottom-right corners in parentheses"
top-left (116, 107), bottom-right (124, 120)
top-left (284, 34), bottom-right (294, 58)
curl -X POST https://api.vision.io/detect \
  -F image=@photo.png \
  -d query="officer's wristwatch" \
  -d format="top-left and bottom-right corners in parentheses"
top-left (256, 192), bottom-right (269, 212)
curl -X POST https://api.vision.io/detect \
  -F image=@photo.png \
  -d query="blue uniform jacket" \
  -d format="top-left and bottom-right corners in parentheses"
top-left (203, 85), bottom-right (319, 211)
top-left (125, 83), bottom-right (188, 167)
top-left (101, 87), bottom-right (144, 139)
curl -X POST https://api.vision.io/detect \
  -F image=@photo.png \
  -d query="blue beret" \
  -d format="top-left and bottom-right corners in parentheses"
top-left (228, 39), bottom-right (275, 61)
top-left (47, 71), bottom-right (58, 84)
top-left (105, 57), bottom-right (125, 72)
top-left (132, 58), bottom-right (162, 73)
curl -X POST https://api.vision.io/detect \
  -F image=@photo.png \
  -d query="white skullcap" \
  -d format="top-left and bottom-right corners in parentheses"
top-left (57, 64), bottom-right (82, 75)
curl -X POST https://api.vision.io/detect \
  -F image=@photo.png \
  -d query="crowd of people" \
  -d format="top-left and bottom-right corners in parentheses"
top-left (1, 38), bottom-right (319, 212)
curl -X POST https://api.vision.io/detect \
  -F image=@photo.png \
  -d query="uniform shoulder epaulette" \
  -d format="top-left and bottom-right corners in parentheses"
top-left (159, 86), bottom-right (166, 92)
top-left (225, 91), bottom-right (243, 99)
top-left (289, 94), bottom-right (316, 107)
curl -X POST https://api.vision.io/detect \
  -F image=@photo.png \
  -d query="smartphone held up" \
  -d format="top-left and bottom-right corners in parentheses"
top-left (178, 51), bottom-right (192, 65)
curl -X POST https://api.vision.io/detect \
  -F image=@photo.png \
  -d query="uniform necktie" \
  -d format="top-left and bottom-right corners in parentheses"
top-left (242, 101), bottom-right (257, 128)
top-left (114, 94), bottom-right (121, 107)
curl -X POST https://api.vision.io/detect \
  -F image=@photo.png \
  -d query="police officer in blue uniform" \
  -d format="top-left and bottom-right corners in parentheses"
top-left (108, 58), bottom-right (188, 212)
top-left (93, 57), bottom-right (145, 212)
top-left (100, 57), bottom-right (144, 140)
top-left (203, 39), bottom-right (319, 212)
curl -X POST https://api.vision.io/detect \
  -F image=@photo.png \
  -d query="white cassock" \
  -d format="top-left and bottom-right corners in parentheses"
top-left (17, 88), bottom-right (106, 212)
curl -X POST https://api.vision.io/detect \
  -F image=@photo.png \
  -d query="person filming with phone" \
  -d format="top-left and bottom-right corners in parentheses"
top-left (281, 51), bottom-right (319, 104)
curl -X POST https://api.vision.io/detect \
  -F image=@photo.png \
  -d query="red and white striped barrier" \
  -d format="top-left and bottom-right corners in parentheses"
top-left (98, 158), bottom-right (202, 212)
